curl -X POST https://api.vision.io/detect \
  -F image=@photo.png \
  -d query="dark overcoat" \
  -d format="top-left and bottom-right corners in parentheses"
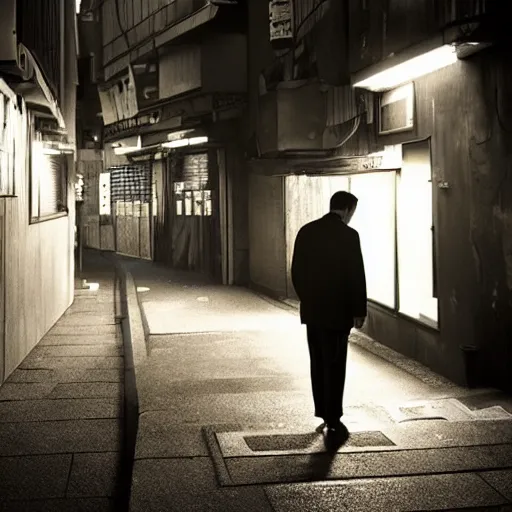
top-left (291, 212), bottom-right (367, 332)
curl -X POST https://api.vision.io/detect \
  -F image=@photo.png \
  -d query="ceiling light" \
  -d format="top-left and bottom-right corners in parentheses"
top-left (353, 44), bottom-right (458, 92)
top-left (189, 136), bottom-right (208, 145)
top-left (162, 139), bottom-right (190, 149)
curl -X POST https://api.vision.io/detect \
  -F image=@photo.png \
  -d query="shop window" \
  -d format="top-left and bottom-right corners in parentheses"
top-left (349, 171), bottom-right (396, 309)
top-left (0, 92), bottom-right (15, 197)
top-left (397, 140), bottom-right (438, 326)
top-left (30, 141), bottom-right (68, 222)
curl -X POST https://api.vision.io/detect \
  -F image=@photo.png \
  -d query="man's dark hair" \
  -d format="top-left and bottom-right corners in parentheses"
top-left (330, 191), bottom-right (358, 211)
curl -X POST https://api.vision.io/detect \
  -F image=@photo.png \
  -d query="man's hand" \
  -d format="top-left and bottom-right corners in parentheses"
top-left (354, 317), bottom-right (366, 329)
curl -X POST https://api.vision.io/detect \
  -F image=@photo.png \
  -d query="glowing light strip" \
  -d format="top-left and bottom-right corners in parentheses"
top-left (353, 45), bottom-right (458, 92)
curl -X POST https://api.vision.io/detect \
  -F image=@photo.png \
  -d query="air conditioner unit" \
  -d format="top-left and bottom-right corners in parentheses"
top-left (378, 82), bottom-right (415, 135)
top-left (0, 0), bottom-right (17, 63)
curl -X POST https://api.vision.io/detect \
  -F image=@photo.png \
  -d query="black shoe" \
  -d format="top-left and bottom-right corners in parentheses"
top-left (324, 421), bottom-right (349, 448)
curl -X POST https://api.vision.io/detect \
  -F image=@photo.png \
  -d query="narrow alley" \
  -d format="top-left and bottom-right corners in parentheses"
top-left (118, 255), bottom-right (512, 511)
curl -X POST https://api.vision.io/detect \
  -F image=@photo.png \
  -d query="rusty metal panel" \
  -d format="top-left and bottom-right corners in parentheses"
top-left (248, 173), bottom-right (287, 296)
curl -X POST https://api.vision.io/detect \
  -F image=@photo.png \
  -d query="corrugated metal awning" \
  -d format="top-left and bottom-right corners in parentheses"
top-left (155, 4), bottom-right (220, 48)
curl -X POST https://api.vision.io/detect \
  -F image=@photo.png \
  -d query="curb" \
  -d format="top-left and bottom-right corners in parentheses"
top-left (107, 254), bottom-right (148, 511)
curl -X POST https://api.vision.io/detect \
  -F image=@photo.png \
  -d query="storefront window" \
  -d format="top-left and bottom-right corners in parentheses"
top-left (397, 140), bottom-right (438, 326)
top-left (349, 171), bottom-right (396, 309)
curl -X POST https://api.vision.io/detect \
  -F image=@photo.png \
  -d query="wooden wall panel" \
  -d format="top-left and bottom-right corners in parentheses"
top-left (3, 104), bottom-right (74, 381)
top-left (248, 174), bottom-right (287, 296)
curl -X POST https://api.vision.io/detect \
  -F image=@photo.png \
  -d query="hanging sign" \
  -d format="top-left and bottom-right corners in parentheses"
top-left (269, 0), bottom-right (294, 48)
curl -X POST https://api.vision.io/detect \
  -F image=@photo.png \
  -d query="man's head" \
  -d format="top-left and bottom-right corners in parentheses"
top-left (330, 191), bottom-right (358, 224)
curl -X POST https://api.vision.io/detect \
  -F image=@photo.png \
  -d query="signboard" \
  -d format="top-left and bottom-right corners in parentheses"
top-left (98, 66), bottom-right (139, 126)
top-left (103, 110), bottom-right (161, 140)
top-left (269, 0), bottom-right (294, 47)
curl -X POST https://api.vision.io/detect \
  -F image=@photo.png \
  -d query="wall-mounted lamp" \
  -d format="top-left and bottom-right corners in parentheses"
top-left (161, 136), bottom-right (209, 149)
top-left (353, 44), bottom-right (458, 92)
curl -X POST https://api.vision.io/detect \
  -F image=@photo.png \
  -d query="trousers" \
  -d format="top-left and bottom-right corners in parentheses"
top-left (306, 325), bottom-right (349, 423)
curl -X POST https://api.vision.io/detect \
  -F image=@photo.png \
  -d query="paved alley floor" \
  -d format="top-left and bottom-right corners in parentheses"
top-left (119, 257), bottom-right (512, 512)
top-left (0, 252), bottom-right (126, 511)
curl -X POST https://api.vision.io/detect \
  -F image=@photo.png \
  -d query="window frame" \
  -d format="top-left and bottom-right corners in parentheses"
top-left (29, 124), bottom-right (69, 224)
top-left (346, 144), bottom-right (439, 331)
top-left (0, 85), bottom-right (16, 198)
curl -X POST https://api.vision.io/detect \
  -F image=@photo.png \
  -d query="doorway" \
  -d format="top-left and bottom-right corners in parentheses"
top-left (168, 151), bottom-right (222, 282)
top-left (110, 164), bottom-right (153, 260)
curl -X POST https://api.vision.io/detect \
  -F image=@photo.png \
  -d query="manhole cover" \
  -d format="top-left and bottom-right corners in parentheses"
top-left (244, 431), bottom-right (395, 452)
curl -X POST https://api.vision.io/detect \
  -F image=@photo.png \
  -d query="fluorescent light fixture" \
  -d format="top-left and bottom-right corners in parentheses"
top-left (43, 148), bottom-right (61, 155)
top-left (353, 44), bottom-right (458, 92)
top-left (189, 136), bottom-right (208, 146)
top-left (162, 136), bottom-right (209, 149)
top-left (163, 139), bottom-right (190, 149)
top-left (113, 136), bottom-right (142, 155)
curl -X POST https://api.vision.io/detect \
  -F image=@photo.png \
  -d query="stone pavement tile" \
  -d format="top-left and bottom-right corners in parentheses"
top-left (265, 473), bottom-right (509, 512)
top-left (139, 357), bottom-right (293, 381)
top-left (7, 368), bottom-right (123, 383)
top-left (0, 498), bottom-right (115, 512)
top-left (0, 419), bottom-right (123, 456)
top-left (480, 470), bottom-right (512, 501)
top-left (224, 445), bottom-right (512, 486)
top-left (0, 382), bottom-right (121, 400)
top-left (19, 356), bottom-right (124, 370)
top-left (48, 325), bottom-right (118, 336)
top-left (138, 376), bottom-right (307, 396)
top-left (57, 315), bottom-right (118, 326)
top-left (381, 419), bottom-right (512, 450)
top-left (48, 382), bottom-right (124, 399)
top-left (33, 345), bottom-right (123, 357)
top-left (39, 335), bottom-right (121, 346)
top-left (65, 304), bottom-right (116, 314)
top-left (135, 414), bottom-right (209, 459)
top-left (457, 445), bottom-right (512, 471)
top-left (136, 385), bottom-right (312, 423)
top-left (0, 398), bottom-right (123, 422)
top-left (67, 452), bottom-right (122, 498)
top-left (0, 383), bottom-right (57, 401)
top-left (130, 457), bottom-right (273, 512)
top-left (0, 454), bottom-right (71, 500)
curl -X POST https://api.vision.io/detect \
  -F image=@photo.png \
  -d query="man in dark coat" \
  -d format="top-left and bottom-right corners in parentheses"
top-left (291, 191), bottom-right (367, 440)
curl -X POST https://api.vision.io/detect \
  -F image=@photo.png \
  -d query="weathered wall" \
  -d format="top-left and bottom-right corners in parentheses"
top-left (2, 103), bottom-right (75, 382)
top-left (359, 52), bottom-right (512, 388)
top-left (248, 174), bottom-right (286, 297)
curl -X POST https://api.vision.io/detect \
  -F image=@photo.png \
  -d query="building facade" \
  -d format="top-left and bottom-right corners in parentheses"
top-left (78, 0), bottom-right (250, 285)
top-left (0, 0), bottom-right (78, 384)
top-left (246, 0), bottom-right (511, 391)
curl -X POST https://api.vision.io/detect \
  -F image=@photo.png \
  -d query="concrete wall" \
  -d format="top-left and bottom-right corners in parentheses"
top-left (248, 174), bottom-right (287, 297)
top-left (1, 101), bottom-right (75, 383)
top-left (361, 51), bottom-right (512, 389)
